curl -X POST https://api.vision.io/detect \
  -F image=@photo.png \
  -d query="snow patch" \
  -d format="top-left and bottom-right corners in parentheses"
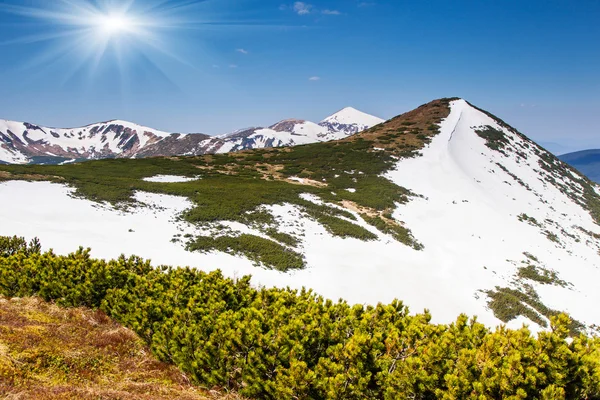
top-left (143, 175), bottom-right (199, 183)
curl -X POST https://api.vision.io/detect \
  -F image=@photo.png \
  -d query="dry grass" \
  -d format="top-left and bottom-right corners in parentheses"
top-left (0, 297), bottom-right (243, 400)
top-left (0, 171), bottom-right (63, 182)
top-left (347, 98), bottom-right (455, 155)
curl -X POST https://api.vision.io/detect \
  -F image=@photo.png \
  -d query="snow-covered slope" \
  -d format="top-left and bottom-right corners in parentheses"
top-left (1, 98), bottom-right (598, 334)
top-left (386, 99), bottom-right (600, 331)
top-left (0, 108), bottom-right (383, 163)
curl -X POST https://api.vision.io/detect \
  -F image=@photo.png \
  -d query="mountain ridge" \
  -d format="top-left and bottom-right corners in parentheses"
top-left (0, 108), bottom-right (384, 164)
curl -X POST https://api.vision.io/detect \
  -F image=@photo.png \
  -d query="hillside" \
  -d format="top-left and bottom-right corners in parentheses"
top-left (560, 149), bottom-right (600, 183)
top-left (1, 98), bottom-right (600, 335)
top-left (0, 296), bottom-right (241, 400)
top-left (1, 238), bottom-right (598, 399)
top-left (0, 108), bottom-right (383, 164)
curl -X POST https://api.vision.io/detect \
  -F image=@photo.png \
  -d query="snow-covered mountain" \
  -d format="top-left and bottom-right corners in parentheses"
top-left (1, 98), bottom-right (599, 334)
top-left (0, 119), bottom-right (174, 164)
top-left (212, 107), bottom-right (385, 154)
top-left (383, 99), bottom-right (600, 332)
top-left (0, 108), bottom-right (384, 164)
top-left (321, 106), bottom-right (385, 136)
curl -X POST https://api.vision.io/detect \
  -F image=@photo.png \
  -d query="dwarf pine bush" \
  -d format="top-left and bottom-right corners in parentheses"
top-left (1, 239), bottom-right (599, 399)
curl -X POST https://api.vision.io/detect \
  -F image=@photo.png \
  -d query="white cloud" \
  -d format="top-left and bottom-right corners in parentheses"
top-left (293, 2), bottom-right (313, 15)
top-left (229, 64), bottom-right (238, 68)
top-left (308, 76), bottom-right (320, 81)
top-left (236, 48), bottom-right (249, 55)
top-left (322, 9), bottom-right (341, 15)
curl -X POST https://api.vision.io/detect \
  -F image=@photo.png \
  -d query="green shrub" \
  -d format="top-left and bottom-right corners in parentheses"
top-left (264, 229), bottom-right (300, 247)
top-left (517, 265), bottom-right (568, 287)
top-left (187, 234), bottom-right (305, 271)
top-left (362, 216), bottom-right (423, 250)
top-left (310, 213), bottom-right (377, 241)
top-left (0, 236), bottom-right (41, 257)
top-left (475, 126), bottom-right (510, 153)
top-left (486, 285), bottom-right (583, 335)
top-left (0, 237), bottom-right (599, 399)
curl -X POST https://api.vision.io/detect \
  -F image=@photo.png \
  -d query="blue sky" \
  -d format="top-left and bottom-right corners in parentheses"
top-left (0, 0), bottom-right (598, 152)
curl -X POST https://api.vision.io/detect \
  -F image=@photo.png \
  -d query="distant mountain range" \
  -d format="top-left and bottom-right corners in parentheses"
top-left (559, 149), bottom-right (600, 183)
top-left (0, 107), bottom-right (384, 165)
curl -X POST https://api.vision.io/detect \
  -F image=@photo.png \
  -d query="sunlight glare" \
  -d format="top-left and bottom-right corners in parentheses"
top-left (0, 0), bottom-right (214, 84)
top-left (99, 14), bottom-right (130, 36)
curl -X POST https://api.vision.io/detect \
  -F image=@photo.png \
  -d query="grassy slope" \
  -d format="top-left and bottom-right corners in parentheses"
top-left (0, 99), bottom-right (456, 270)
top-left (0, 296), bottom-right (242, 400)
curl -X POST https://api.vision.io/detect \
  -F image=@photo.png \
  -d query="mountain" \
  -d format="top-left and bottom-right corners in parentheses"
top-left (559, 149), bottom-right (600, 183)
top-left (1, 98), bottom-right (599, 335)
top-left (0, 108), bottom-right (384, 164)
top-left (0, 119), bottom-right (174, 164)
top-left (213, 108), bottom-right (385, 154)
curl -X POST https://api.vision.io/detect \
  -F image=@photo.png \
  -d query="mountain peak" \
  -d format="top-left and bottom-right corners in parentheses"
top-left (89, 120), bottom-right (172, 137)
top-left (269, 119), bottom-right (308, 132)
top-left (321, 107), bottom-right (384, 127)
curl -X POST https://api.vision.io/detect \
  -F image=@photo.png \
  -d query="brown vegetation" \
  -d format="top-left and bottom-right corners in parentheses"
top-left (0, 297), bottom-right (241, 400)
top-left (0, 171), bottom-right (62, 182)
top-left (349, 97), bottom-right (456, 155)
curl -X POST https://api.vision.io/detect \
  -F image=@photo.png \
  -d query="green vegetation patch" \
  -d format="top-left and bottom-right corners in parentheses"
top-left (187, 234), bottom-right (305, 272)
top-left (363, 215), bottom-right (423, 250)
top-left (486, 286), bottom-right (548, 328)
top-left (309, 212), bottom-right (377, 241)
top-left (517, 265), bottom-right (569, 287)
top-left (475, 126), bottom-right (511, 154)
top-left (518, 213), bottom-right (541, 227)
top-left (545, 230), bottom-right (560, 244)
top-left (523, 252), bottom-right (539, 263)
top-left (1, 236), bottom-right (599, 399)
top-left (263, 228), bottom-right (300, 247)
top-left (486, 285), bottom-right (583, 335)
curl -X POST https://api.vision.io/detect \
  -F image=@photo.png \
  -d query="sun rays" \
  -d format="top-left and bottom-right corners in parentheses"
top-left (0, 0), bottom-right (202, 87)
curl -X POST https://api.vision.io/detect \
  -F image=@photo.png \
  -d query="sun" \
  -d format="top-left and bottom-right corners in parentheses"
top-left (0, 0), bottom-right (215, 83)
top-left (95, 13), bottom-right (135, 37)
